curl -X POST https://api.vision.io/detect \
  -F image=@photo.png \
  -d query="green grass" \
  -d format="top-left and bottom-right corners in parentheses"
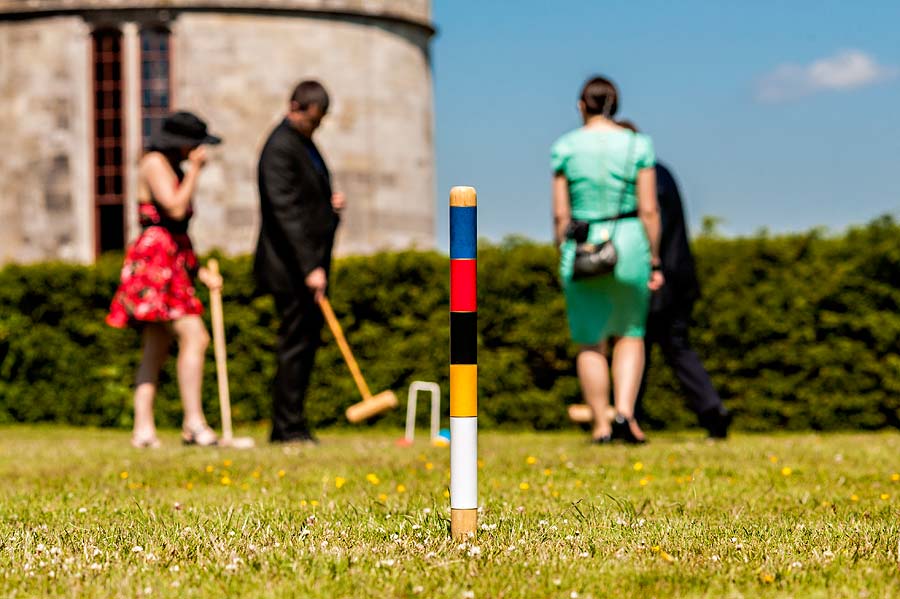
top-left (1, 426), bottom-right (899, 598)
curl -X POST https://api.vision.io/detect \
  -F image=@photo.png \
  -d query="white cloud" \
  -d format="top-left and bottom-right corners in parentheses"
top-left (756, 49), bottom-right (897, 103)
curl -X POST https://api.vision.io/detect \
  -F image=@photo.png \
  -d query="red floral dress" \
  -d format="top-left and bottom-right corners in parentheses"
top-left (106, 195), bottom-right (203, 329)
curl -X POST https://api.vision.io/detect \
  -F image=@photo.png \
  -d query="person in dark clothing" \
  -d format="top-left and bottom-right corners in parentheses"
top-left (616, 120), bottom-right (731, 438)
top-left (255, 80), bottom-right (345, 444)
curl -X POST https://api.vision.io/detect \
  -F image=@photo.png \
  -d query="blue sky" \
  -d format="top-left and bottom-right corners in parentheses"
top-left (431, 0), bottom-right (900, 245)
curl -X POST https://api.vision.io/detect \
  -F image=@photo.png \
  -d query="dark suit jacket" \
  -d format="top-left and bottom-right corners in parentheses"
top-left (651, 162), bottom-right (700, 312)
top-left (255, 120), bottom-right (339, 296)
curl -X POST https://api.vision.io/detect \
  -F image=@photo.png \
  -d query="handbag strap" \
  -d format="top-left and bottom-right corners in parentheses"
top-left (591, 131), bottom-right (637, 238)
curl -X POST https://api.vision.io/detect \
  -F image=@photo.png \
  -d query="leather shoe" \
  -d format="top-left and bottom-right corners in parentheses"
top-left (699, 406), bottom-right (732, 439)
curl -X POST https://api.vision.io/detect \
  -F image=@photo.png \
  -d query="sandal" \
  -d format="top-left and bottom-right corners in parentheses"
top-left (181, 424), bottom-right (218, 447)
top-left (611, 414), bottom-right (647, 445)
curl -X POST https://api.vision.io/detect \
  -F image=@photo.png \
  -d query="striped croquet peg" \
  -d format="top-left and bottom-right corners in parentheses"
top-left (449, 186), bottom-right (478, 540)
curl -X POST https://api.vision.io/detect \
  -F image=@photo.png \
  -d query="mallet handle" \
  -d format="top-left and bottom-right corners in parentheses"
top-left (208, 259), bottom-right (232, 441)
top-left (319, 297), bottom-right (373, 400)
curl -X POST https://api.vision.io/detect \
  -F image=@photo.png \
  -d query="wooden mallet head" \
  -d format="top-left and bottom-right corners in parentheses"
top-left (345, 391), bottom-right (399, 423)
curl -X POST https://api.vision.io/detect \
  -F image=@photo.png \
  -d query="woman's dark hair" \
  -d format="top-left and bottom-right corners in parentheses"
top-left (291, 80), bottom-right (330, 113)
top-left (616, 119), bottom-right (639, 133)
top-left (580, 76), bottom-right (619, 117)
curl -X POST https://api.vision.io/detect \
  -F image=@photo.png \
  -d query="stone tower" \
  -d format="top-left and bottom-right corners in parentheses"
top-left (0, 0), bottom-right (435, 263)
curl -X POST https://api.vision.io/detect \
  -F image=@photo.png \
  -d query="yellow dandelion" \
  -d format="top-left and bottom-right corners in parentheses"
top-left (277, 469), bottom-right (286, 478)
top-left (551, 490), bottom-right (560, 498)
top-left (477, 459), bottom-right (485, 469)
top-left (660, 550), bottom-right (675, 563)
top-left (768, 455), bottom-right (779, 464)
top-left (443, 489), bottom-right (450, 498)
top-left (311, 500), bottom-right (319, 507)
top-left (221, 476), bottom-right (232, 486)
top-left (651, 546), bottom-right (660, 552)
top-left (881, 493), bottom-right (890, 500)
top-left (223, 459), bottom-right (233, 467)
top-left (366, 473), bottom-right (380, 485)
top-left (300, 500), bottom-right (308, 507)
top-left (396, 484), bottom-right (407, 494)
top-left (378, 493), bottom-right (388, 502)
top-left (128, 482), bottom-right (141, 490)
top-left (205, 465), bottom-right (214, 473)
top-left (119, 471), bottom-right (128, 480)
top-left (240, 483), bottom-right (249, 490)
top-left (185, 482), bottom-right (194, 490)
top-left (639, 478), bottom-right (650, 487)
top-left (252, 470), bottom-right (261, 479)
top-left (526, 456), bottom-right (537, 465)
top-left (633, 462), bottom-right (644, 472)
top-left (891, 473), bottom-right (900, 482)
top-left (761, 573), bottom-right (775, 584)
top-left (821, 500), bottom-right (832, 508)
top-left (543, 468), bottom-right (552, 476)
top-left (519, 482), bottom-right (530, 491)
top-left (781, 467), bottom-right (792, 477)
top-left (574, 480), bottom-right (583, 488)
top-left (425, 462), bottom-right (434, 471)
top-left (676, 476), bottom-right (685, 484)
top-left (850, 494), bottom-right (859, 502)
top-left (335, 477), bottom-right (347, 489)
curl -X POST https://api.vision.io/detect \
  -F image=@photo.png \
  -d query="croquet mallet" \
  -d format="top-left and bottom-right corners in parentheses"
top-left (208, 260), bottom-right (255, 449)
top-left (568, 403), bottom-right (617, 424)
top-left (318, 296), bottom-right (398, 423)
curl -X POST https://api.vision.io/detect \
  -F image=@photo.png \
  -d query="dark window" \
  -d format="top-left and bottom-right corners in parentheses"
top-left (92, 28), bottom-right (126, 255)
top-left (140, 27), bottom-right (172, 149)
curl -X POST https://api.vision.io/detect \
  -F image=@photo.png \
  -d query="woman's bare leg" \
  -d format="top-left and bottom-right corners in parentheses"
top-left (611, 336), bottom-right (647, 441)
top-left (133, 324), bottom-right (171, 444)
top-left (577, 346), bottom-right (612, 440)
top-left (171, 315), bottom-right (212, 434)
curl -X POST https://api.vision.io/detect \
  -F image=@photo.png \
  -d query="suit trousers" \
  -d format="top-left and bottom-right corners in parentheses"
top-left (270, 291), bottom-right (324, 441)
top-left (637, 301), bottom-right (723, 417)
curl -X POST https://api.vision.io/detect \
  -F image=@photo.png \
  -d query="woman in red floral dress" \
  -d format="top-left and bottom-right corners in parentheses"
top-left (107, 112), bottom-right (223, 448)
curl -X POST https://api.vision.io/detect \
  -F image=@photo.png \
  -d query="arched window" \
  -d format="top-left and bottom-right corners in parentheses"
top-left (140, 26), bottom-right (172, 149)
top-left (91, 28), bottom-right (125, 255)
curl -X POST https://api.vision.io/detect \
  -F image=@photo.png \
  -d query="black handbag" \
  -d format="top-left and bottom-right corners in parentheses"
top-left (570, 132), bottom-right (637, 281)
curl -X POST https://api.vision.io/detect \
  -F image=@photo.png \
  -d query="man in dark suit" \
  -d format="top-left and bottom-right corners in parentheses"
top-left (638, 159), bottom-right (732, 438)
top-left (255, 80), bottom-right (344, 444)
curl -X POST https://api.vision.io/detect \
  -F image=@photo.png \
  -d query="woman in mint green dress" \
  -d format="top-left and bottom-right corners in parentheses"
top-left (551, 76), bottom-right (664, 444)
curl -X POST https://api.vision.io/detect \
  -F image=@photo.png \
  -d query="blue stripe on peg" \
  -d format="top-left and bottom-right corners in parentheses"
top-left (450, 207), bottom-right (477, 259)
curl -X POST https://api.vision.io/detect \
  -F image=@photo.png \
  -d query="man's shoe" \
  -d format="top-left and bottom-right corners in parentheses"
top-left (271, 431), bottom-right (319, 446)
top-left (699, 407), bottom-right (732, 439)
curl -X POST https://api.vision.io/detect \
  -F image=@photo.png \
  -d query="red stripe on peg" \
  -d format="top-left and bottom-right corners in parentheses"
top-left (450, 260), bottom-right (477, 312)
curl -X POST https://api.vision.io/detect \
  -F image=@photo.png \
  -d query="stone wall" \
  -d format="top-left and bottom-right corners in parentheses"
top-left (0, 16), bottom-right (93, 263)
top-left (0, 2), bottom-right (434, 263)
top-left (173, 11), bottom-right (434, 256)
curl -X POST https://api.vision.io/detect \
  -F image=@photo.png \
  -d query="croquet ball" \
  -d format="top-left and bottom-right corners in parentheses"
top-left (431, 436), bottom-right (449, 448)
top-left (439, 428), bottom-right (450, 440)
top-left (395, 438), bottom-right (414, 448)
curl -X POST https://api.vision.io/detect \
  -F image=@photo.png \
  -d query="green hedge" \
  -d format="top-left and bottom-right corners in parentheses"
top-left (1, 217), bottom-right (898, 432)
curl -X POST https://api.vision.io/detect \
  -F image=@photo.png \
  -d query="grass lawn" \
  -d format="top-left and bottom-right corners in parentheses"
top-left (1, 426), bottom-right (899, 598)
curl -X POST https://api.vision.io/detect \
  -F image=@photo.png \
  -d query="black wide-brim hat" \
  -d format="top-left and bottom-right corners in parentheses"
top-left (149, 111), bottom-right (222, 150)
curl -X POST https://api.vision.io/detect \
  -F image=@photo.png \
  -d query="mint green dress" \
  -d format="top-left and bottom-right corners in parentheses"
top-left (551, 128), bottom-right (655, 345)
